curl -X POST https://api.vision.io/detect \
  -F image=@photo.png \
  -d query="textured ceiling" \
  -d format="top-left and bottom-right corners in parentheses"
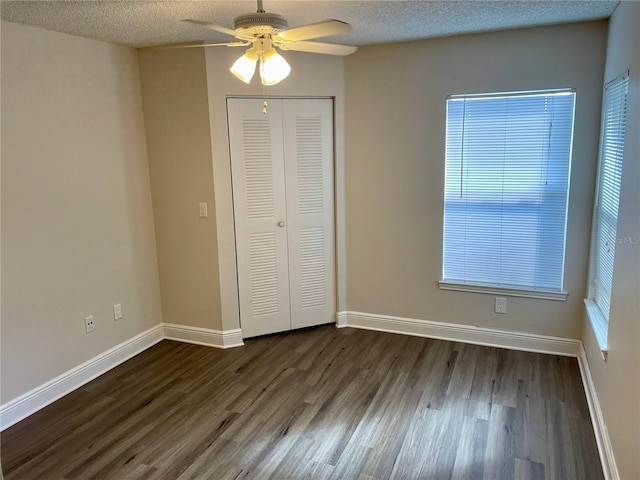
top-left (0, 0), bottom-right (619, 48)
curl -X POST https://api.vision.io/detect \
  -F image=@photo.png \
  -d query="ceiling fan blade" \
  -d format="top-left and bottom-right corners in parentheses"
top-left (182, 19), bottom-right (254, 41)
top-left (159, 41), bottom-right (250, 50)
top-left (280, 41), bottom-right (357, 56)
top-left (276, 20), bottom-right (352, 42)
top-left (183, 19), bottom-right (236, 36)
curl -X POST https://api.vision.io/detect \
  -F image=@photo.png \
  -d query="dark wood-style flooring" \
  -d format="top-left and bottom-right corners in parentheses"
top-left (1, 326), bottom-right (603, 479)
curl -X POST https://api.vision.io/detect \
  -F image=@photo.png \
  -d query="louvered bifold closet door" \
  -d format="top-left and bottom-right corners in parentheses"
top-left (227, 98), bottom-right (291, 338)
top-left (282, 99), bottom-right (335, 329)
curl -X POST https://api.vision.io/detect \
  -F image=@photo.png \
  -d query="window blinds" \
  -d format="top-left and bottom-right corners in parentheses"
top-left (443, 90), bottom-right (576, 292)
top-left (590, 74), bottom-right (629, 321)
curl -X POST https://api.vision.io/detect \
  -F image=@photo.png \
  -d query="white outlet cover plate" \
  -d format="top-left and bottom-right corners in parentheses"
top-left (495, 297), bottom-right (507, 314)
top-left (85, 315), bottom-right (95, 333)
top-left (199, 202), bottom-right (208, 218)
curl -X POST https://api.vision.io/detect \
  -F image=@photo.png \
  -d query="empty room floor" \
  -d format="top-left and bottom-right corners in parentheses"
top-left (1, 326), bottom-right (603, 479)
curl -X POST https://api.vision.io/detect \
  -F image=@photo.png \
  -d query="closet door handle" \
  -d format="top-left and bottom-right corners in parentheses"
top-left (278, 221), bottom-right (285, 228)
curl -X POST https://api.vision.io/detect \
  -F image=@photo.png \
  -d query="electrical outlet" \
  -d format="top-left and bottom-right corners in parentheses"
top-left (85, 315), bottom-right (95, 333)
top-left (495, 297), bottom-right (507, 314)
top-left (114, 303), bottom-right (122, 321)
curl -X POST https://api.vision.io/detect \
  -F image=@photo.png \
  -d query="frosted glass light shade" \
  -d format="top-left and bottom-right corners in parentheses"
top-left (259, 49), bottom-right (291, 86)
top-left (230, 50), bottom-right (258, 84)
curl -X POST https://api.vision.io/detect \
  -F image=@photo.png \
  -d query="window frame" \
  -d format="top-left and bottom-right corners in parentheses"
top-left (440, 88), bottom-right (576, 301)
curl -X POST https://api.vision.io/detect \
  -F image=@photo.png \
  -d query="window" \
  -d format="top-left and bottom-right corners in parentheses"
top-left (585, 73), bottom-right (629, 353)
top-left (440, 89), bottom-right (576, 300)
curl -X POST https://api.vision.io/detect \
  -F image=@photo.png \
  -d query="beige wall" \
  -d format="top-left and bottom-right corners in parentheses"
top-left (137, 48), bottom-right (222, 330)
top-left (0, 19), bottom-right (3, 480)
top-left (203, 48), bottom-right (346, 331)
top-left (582, 2), bottom-right (640, 479)
top-left (1, 22), bottom-right (162, 403)
top-left (344, 22), bottom-right (607, 339)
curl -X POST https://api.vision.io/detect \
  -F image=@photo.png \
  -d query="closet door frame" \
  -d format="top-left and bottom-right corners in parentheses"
top-left (227, 96), bottom-right (337, 338)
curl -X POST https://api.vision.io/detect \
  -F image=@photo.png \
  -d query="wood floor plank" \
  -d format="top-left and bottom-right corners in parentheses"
top-left (491, 348), bottom-right (520, 408)
top-left (267, 435), bottom-right (323, 479)
top-left (467, 346), bottom-right (498, 420)
top-left (327, 443), bottom-right (373, 480)
top-left (517, 382), bottom-right (547, 465)
top-left (514, 458), bottom-right (545, 480)
top-left (448, 343), bottom-right (482, 398)
top-left (1, 326), bottom-right (604, 480)
top-left (450, 416), bottom-right (489, 480)
top-left (483, 404), bottom-right (518, 480)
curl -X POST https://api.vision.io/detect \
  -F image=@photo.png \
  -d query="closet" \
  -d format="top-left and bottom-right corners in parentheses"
top-left (227, 98), bottom-right (335, 338)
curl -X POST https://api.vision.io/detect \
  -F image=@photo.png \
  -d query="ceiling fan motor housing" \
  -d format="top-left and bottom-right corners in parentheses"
top-left (234, 12), bottom-right (288, 36)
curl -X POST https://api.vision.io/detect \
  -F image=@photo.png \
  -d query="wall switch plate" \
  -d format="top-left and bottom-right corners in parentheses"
top-left (114, 303), bottom-right (122, 321)
top-left (495, 297), bottom-right (507, 314)
top-left (199, 202), bottom-right (208, 218)
top-left (85, 315), bottom-right (95, 333)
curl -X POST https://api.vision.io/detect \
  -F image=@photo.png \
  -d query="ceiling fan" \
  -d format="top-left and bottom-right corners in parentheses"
top-left (183, 0), bottom-right (357, 86)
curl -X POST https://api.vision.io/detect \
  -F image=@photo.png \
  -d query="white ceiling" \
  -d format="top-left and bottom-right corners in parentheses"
top-left (0, 0), bottom-right (619, 49)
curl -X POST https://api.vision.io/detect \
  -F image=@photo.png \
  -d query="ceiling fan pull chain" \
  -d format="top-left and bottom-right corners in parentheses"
top-left (262, 84), bottom-right (268, 114)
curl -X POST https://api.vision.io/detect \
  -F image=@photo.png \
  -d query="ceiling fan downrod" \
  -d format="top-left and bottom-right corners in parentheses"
top-left (234, 0), bottom-right (288, 34)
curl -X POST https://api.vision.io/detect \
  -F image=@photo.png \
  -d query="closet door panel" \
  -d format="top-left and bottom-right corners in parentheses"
top-left (282, 99), bottom-right (336, 329)
top-left (227, 98), bottom-right (291, 338)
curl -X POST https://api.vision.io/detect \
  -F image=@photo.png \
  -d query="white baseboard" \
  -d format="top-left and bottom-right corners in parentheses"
top-left (337, 311), bottom-right (581, 356)
top-left (577, 345), bottom-right (619, 480)
top-left (0, 323), bottom-right (245, 432)
top-left (163, 323), bottom-right (244, 349)
top-left (0, 325), bottom-right (164, 431)
top-left (338, 310), bottom-right (618, 478)
top-left (336, 311), bottom-right (348, 328)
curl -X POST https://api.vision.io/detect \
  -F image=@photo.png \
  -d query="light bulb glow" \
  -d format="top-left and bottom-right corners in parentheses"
top-left (259, 49), bottom-right (291, 86)
top-left (230, 49), bottom-right (258, 84)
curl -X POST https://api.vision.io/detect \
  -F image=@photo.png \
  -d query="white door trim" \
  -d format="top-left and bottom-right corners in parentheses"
top-left (227, 97), bottom-right (337, 338)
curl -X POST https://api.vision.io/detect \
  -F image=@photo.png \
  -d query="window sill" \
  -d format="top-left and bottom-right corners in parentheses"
top-left (584, 299), bottom-right (609, 361)
top-left (439, 281), bottom-right (568, 301)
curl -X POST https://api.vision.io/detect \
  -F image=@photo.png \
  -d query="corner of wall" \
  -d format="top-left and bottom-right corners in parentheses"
top-left (137, 46), bottom-right (224, 331)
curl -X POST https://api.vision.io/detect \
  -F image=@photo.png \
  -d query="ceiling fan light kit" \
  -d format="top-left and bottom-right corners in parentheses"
top-left (230, 49), bottom-right (259, 84)
top-left (230, 38), bottom-right (292, 86)
top-left (184, 0), bottom-right (357, 87)
top-left (259, 48), bottom-right (292, 86)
